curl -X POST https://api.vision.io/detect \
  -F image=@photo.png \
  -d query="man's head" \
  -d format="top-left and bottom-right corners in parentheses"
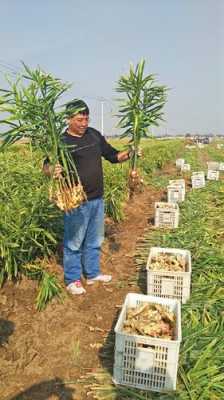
top-left (65, 99), bottom-right (89, 136)
top-left (65, 99), bottom-right (89, 118)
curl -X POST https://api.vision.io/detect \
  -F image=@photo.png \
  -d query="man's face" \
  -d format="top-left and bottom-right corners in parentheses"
top-left (68, 113), bottom-right (89, 136)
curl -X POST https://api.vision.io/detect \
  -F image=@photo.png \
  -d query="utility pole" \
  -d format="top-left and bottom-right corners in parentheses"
top-left (96, 96), bottom-right (112, 136)
top-left (101, 100), bottom-right (104, 136)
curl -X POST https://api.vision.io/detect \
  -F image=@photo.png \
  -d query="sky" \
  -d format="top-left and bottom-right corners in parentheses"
top-left (0, 0), bottom-right (223, 136)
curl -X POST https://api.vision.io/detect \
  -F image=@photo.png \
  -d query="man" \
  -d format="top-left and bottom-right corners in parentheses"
top-left (44, 99), bottom-right (131, 295)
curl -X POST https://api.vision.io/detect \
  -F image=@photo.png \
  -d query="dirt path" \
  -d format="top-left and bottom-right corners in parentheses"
top-left (0, 169), bottom-right (174, 400)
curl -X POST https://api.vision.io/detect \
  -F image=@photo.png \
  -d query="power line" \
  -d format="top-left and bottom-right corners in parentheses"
top-left (0, 60), bottom-right (20, 75)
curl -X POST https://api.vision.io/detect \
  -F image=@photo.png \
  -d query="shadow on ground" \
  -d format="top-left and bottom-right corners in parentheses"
top-left (0, 318), bottom-right (15, 346)
top-left (7, 378), bottom-right (75, 400)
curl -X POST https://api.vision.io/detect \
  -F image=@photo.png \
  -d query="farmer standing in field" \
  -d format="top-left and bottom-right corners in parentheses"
top-left (43, 99), bottom-right (131, 295)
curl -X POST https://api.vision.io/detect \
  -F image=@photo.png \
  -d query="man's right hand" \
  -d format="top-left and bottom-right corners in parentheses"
top-left (43, 162), bottom-right (63, 178)
top-left (53, 163), bottom-right (63, 178)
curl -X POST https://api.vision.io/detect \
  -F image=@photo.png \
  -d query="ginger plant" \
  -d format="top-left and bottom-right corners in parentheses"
top-left (0, 62), bottom-right (86, 211)
top-left (116, 59), bottom-right (168, 195)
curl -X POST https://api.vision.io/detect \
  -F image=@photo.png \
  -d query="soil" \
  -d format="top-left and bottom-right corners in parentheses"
top-left (0, 164), bottom-right (178, 400)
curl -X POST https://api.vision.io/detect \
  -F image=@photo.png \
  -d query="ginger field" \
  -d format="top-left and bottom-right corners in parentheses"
top-left (0, 138), bottom-right (224, 400)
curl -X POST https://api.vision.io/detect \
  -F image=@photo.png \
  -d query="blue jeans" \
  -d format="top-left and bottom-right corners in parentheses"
top-left (63, 197), bottom-right (104, 285)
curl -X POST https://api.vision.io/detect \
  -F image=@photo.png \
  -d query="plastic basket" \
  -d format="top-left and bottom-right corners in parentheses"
top-left (192, 171), bottom-right (205, 175)
top-left (207, 170), bottom-right (219, 181)
top-left (146, 247), bottom-right (191, 304)
top-left (175, 158), bottom-right (185, 169)
top-left (169, 179), bottom-right (186, 191)
top-left (154, 202), bottom-right (179, 229)
top-left (207, 161), bottom-right (220, 171)
top-left (191, 172), bottom-right (205, 189)
top-left (113, 293), bottom-right (181, 392)
top-left (167, 185), bottom-right (185, 203)
top-left (219, 162), bottom-right (224, 171)
top-left (181, 163), bottom-right (191, 172)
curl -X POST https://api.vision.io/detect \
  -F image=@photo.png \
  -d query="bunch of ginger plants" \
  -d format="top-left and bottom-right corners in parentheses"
top-left (0, 62), bottom-right (86, 212)
top-left (116, 59), bottom-right (168, 196)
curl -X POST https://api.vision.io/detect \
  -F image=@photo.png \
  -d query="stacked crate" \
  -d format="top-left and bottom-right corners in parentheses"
top-left (191, 171), bottom-right (205, 189)
top-left (175, 158), bottom-right (185, 169)
top-left (169, 179), bottom-right (186, 192)
top-left (167, 185), bottom-right (184, 203)
top-left (219, 162), bottom-right (224, 171)
top-left (154, 202), bottom-right (179, 229)
top-left (207, 161), bottom-right (220, 171)
top-left (113, 293), bottom-right (182, 392)
top-left (207, 170), bottom-right (219, 181)
top-left (181, 163), bottom-right (191, 172)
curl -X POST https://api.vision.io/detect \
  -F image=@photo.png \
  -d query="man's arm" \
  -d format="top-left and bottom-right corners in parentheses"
top-left (96, 130), bottom-right (141, 164)
top-left (99, 134), bottom-right (130, 163)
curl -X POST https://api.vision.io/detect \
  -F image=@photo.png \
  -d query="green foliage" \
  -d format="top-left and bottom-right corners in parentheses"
top-left (0, 146), bottom-right (63, 308)
top-left (0, 62), bottom-right (80, 186)
top-left (140, 139), bottom-right (184, 175)
top-left (0, 63), bottom-right (68, 151)
top-left (104, 162), bottom-right (128, 222)
top-left (205, 143), bottom-right (224, 162)
top-left (182, 147), bottom-right (207, 171)
top-left (22, 262), bottom-right (63, 311)
top-left (35, 270), bottom-right (63, 311)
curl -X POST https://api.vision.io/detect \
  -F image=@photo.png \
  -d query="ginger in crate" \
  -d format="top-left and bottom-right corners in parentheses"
top-left (123, 303), bottom-right (176, 340)
top-left (150, 253), bottom-right (186, 272)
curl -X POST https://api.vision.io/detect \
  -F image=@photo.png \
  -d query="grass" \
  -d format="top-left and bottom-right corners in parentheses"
top-left (71, 339), bottom-right (81, 366)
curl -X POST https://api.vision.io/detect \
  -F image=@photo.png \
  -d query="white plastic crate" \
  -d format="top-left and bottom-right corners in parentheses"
top-left (192, 171), bottom-right (205, 176)
top-left (175, 158), bottom-right (185, 169)
top-left (169, 179), bottom-right (186, 197)
top-left (167, 185), bottom-right (185, 203)
top-left (191, 172), bottom-right (205, 189)
top-left (219, 162), bottom-right (224, 171)
top-left (207, 170), bottom-right (219, 181)
top-left (154, 202), bottom-right (179, 229)
top-left (146, 247), bottom-right (191, 304)
top-left (169, 179), bottom-right (186, 191)
top-left (113, 293), bottom-right (181, 392)
top-left (207, 161), bottom-right (220, 171)
top-left (181, 163), bottom-right (191, 172)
